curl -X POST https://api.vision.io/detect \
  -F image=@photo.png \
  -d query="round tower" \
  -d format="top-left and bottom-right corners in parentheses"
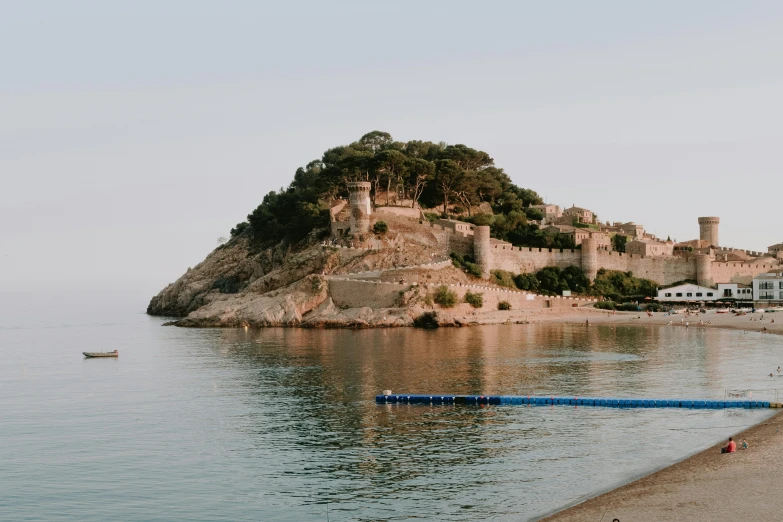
top-left (581, 237), bottom-right (598, 282)
top-left (347, 181), bottom-right (372, 234)
top-left (473, 226), bottom-right (492, 279)
top-left (696, 254), bottom-right (713, 287)
top-left (698, 216), bottom-right (720, 247)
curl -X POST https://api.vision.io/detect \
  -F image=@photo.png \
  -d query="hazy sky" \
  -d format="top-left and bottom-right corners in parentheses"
top-left (3, 1), bottom-right (783, 299)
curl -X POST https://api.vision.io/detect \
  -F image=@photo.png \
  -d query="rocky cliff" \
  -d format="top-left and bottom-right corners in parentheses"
top-left (147, 216), bottom-right (470, 327)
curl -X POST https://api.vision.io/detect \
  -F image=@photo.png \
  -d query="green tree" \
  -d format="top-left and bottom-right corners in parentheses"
top-left (373, 149), bottom-right (408, 206)
top-left (433, 159), bottom-right (463, 216)
top-left (407, 158), bottom-right (435, 208)
top-left (612, 234), bottom-right (628, 253)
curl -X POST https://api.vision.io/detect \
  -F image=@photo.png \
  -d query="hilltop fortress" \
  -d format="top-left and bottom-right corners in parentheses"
top-left (331, 185), bottom-right (781, 288)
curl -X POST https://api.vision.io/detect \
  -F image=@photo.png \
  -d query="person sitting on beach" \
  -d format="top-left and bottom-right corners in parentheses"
top-left (740, 439), bottom-right (749, 450)
top-left (721, 437), bottom-right (737, 453)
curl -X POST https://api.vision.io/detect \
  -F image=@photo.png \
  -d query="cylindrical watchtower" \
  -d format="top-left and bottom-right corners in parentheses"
top-left (581, 237), bottom-right (598, 282)
top-left (347, 181), bottom-right (372, 234)
top-left (473, 226), bottom-right (491, 279)
top-left (698, 216), bottom-right (720, 247)
top-left (696, 254), bottom-right (713, 287)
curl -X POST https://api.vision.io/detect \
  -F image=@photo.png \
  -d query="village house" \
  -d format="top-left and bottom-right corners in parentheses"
top-left (556, 205), bottom-right (594, 225)
top-left (625, 238), bottom-right (674, 257)
top-left (529, 204), bottom-right (562, 225)
top-left (769, 243), bottom-right (783, 259)
top-left (600, 221), bottom-right (645, 238)
top-left (541, 225), bottom-right (609, 249)
top-left (433, 218), bottom-right (475, 235)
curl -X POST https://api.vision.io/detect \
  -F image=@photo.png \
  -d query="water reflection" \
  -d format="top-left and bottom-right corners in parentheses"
top-left (198, 324), bottom-right (777, 521)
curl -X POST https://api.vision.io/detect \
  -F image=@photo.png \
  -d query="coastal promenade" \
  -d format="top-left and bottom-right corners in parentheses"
top-left (541, 409), bottom-right (783, 521)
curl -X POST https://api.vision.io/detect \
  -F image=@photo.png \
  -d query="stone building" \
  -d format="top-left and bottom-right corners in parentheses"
top-left (529, 204), bottom-right (562, 225)
top-left (433, 219), bottom-right (475, 235)
top-left (769, 243), bottom-right (783, 259)
top-left (542, 225), bottom-right (610, 249)
top-left (625, 238), bottom-right (674, 257)
top-left (600, 221), bottom-right (644, 238)
top-left (556, 205), bottom-right (594, 225)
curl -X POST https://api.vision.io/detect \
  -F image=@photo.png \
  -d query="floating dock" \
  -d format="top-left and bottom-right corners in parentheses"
top-left (376, 394), bottom-right (783, 409)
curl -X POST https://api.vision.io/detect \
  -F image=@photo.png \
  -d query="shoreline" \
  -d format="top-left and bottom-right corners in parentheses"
top-left (539, 409), bottom-right (783, 521)
top-left (532, 308), bottom-right (783, 521)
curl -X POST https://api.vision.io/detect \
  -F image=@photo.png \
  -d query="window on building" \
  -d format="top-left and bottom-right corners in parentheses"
top-left (760, 291), bottom-right (775, 300)
top-left (760, 282), bottom-right (774, 290)
top-left (676, 293), bottom-right (683, 297)
top-left (707, 292), bottom-right (714, 296)
top-left (780, 282), bottom-right (783, 289)
top-left (686, 292), bottom-right (693, 297)
top-left (665, 293), bottom-right (672, 297)
top-left (696, 292), bottom-right (703, 297)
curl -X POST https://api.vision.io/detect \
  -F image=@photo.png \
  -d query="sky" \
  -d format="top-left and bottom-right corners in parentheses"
top-left (2, 0), bottom-right (783, 300)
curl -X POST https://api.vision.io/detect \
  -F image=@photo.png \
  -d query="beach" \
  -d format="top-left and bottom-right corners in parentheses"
top-left (541, 409), bottom-right (783, 521)
top-left (531, 307), bottom-right (783, 521)
top-left (451, 305), bottom-right (783, 338)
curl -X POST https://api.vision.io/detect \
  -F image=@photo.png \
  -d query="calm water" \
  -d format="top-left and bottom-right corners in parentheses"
top-left (2, 292), bottom-right (781, 521)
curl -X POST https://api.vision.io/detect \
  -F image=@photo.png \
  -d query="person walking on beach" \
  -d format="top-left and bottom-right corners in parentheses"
top-left (721, 437), bottom-right (736, 453)
top-left (777, 366), bottom-right (780, 374)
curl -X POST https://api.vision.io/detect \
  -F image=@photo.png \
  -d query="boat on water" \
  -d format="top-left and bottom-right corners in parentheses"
top-left (83, 350), bottom-right (118, 358)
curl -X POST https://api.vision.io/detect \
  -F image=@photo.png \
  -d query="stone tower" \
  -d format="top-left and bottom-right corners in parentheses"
top-left (581, 236), bottom-right (598, 282)
top-left (698, 216), bottom-right (720, 247)
top-left (473, 226), bottom-right (492, 279)
top-left (347, 181), bottom-right (372, 234)
top-left (696, 253), bottom-right (713, 287)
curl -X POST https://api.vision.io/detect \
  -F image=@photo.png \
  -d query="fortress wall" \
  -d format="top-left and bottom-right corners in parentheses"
top-left (490, 245), bottom-right (582, 273)
top-left (436, 284), bottom-right (596, 311)
top-left (595, 252), bottom-right (695, 285)
top-left (328, 279), bottom-right (409, 309)
top-left (710, 260), bottom-right (781, 285)
top-left (374, 206), bottom-right (422, 220)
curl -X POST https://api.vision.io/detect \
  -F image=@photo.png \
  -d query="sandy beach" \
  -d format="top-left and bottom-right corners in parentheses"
top-left (520, 307), bottom-right (783, 521)
top-left (453, 304), bottom-right (783, 338)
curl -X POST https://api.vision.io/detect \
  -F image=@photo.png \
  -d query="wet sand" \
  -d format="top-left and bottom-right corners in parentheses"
top-left (532, 307), bottom-right (783, 521)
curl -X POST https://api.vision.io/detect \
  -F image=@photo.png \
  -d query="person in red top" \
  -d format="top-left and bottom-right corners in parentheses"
top-left (722, 437), bottom-right (737, 453)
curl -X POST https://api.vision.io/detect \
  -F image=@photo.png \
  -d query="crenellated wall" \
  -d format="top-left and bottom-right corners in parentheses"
top-left (491, 244), bottom-right (582, 274)
top-left (420, 218), bottom-right (779, 286)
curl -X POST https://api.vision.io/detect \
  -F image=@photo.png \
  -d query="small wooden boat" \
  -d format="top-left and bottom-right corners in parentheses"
top-left (83, 350), bottom-right (118, 358)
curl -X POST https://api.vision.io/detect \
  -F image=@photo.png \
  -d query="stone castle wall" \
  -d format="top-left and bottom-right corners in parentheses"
top-left (328, 279), bottom-right (408, 309)
top-left (491, 244), bottom-right (583, 273)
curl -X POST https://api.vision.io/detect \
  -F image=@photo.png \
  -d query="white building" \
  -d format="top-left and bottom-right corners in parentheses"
top-left (656, 283), bottom-right (718, 302)
top-left (752, 271), bottom-right (783, 303)
top-left (716, 283), bottom-right (753, 301)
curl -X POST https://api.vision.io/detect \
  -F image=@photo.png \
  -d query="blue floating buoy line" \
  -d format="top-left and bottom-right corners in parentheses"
top-left (376, 394), bottom-right (779, 409)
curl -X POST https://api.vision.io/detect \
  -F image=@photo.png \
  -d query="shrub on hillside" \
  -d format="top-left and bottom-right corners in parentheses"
top-left (498, 300), bottom-right (511, 310)
top-left (373, 221), bottom-right (388, 234)
top-left (464, 291), bottom-right (483, 308)
top-left (491, 270), bottom-right (516, 289)
top-left (413, 312), bottom-right (439, 329)
top-left (450, 252), bottom-right (482, 278)
top-left (594, 301), bottom-right (616, 310)
top-left (433, 286), bottom-right (457, 308)
top-left (616, 303), bottom-right (641, 312)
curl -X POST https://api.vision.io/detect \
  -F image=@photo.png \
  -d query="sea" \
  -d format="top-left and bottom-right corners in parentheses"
top-left (1, 290), bottom-right (780, 521)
